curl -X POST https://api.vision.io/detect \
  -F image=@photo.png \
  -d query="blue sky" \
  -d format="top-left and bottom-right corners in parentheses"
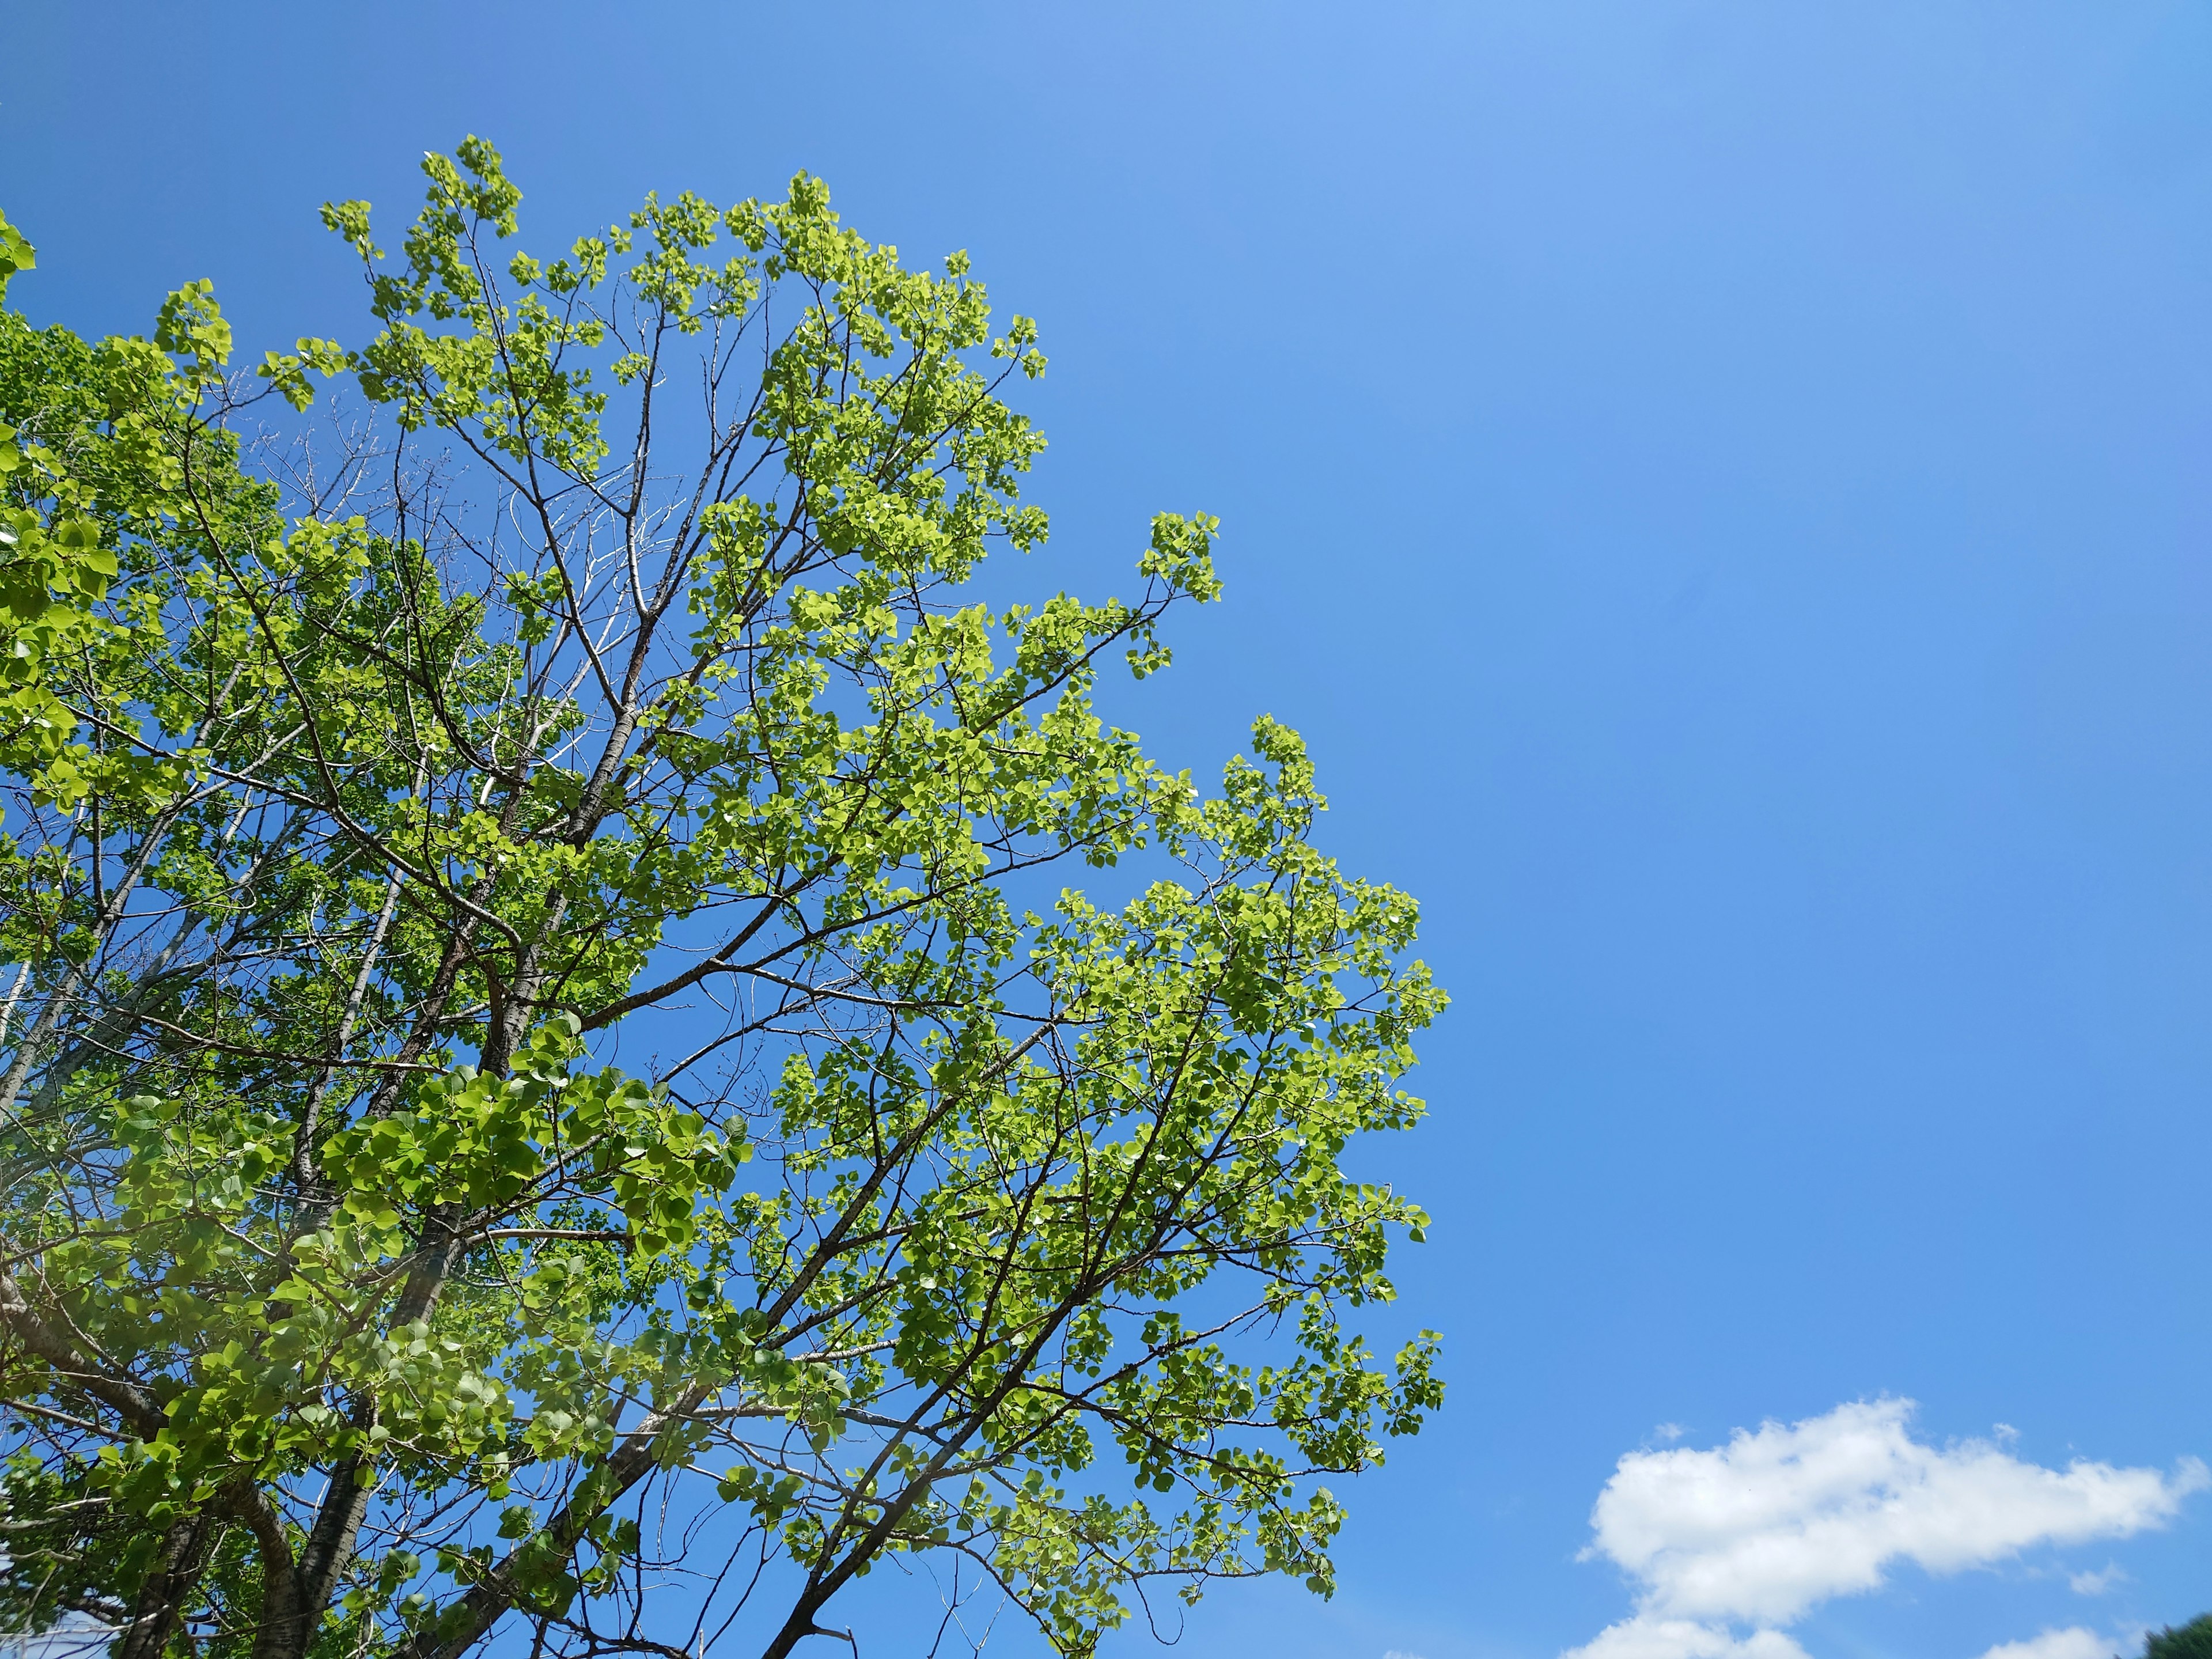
top-left (6, 4), bottom-right (2211, 1656)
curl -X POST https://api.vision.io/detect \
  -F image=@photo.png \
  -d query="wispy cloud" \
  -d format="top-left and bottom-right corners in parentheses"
top-left (1565, 1399), bottom-right (2202, 1659)
top-left (2068, 1564), bottom-right (2128, 1597)
top-left (1974, 1628), bottom-right (2118, 1659)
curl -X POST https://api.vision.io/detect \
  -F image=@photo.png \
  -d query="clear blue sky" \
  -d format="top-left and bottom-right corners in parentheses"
top-left (6, 5), bottom-right (2210, 1657)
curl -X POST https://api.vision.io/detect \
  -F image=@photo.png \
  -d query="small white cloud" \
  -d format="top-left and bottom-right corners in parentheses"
top-left (1653, 1423), bottom-right (1688, 1444)
top-left (2069, 1564), bottom-right (2127, 1597)
top-left (1974, 1628), bottom-right (2115, 1659)
top-left (1382, 1651), bottom-right (1427, 1659)
top-left (1565, 1399), bottom-right (2203, 1659)
top-left (1565, 1618), bottom-right (1810, 1659)
top-left (1586, 1399), bottom-right (2203, 1626)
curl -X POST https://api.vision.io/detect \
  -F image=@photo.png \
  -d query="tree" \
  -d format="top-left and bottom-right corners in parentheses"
top-left (0, 141), bottom-right (1444, 1659)
top-left (2146, 1617), bottom-right (2212, 1659)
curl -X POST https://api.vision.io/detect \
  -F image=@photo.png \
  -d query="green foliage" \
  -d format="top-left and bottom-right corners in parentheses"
top-left (0, 143), bottom-right (1444, 1659)
top-left (2147, 1616), bottom-right (2212, 1659)
top-left (0, 210), bottom-right (32, 302)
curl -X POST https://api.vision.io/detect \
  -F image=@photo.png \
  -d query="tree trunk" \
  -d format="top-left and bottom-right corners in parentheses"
top-left (118, 1514), bottom-right (217, 1659)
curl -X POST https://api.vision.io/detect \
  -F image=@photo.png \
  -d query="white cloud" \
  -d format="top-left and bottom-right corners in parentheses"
top-left (1564, 1399), bottom-right (2203, 1659)
top-left (1566, 1618), bottom-right (1811, 1659)
top-left (1974, 1628), bottom-right (2115, 1659)
top-left (2069, 1564), bottom-right (2127, 1597)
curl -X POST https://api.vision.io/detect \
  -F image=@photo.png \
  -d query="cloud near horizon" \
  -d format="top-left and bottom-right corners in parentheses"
top-left (1565, 1399), bottom-right (2204, 1659)
top-left (1972, 1630), bottom-right (2120, 1659)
